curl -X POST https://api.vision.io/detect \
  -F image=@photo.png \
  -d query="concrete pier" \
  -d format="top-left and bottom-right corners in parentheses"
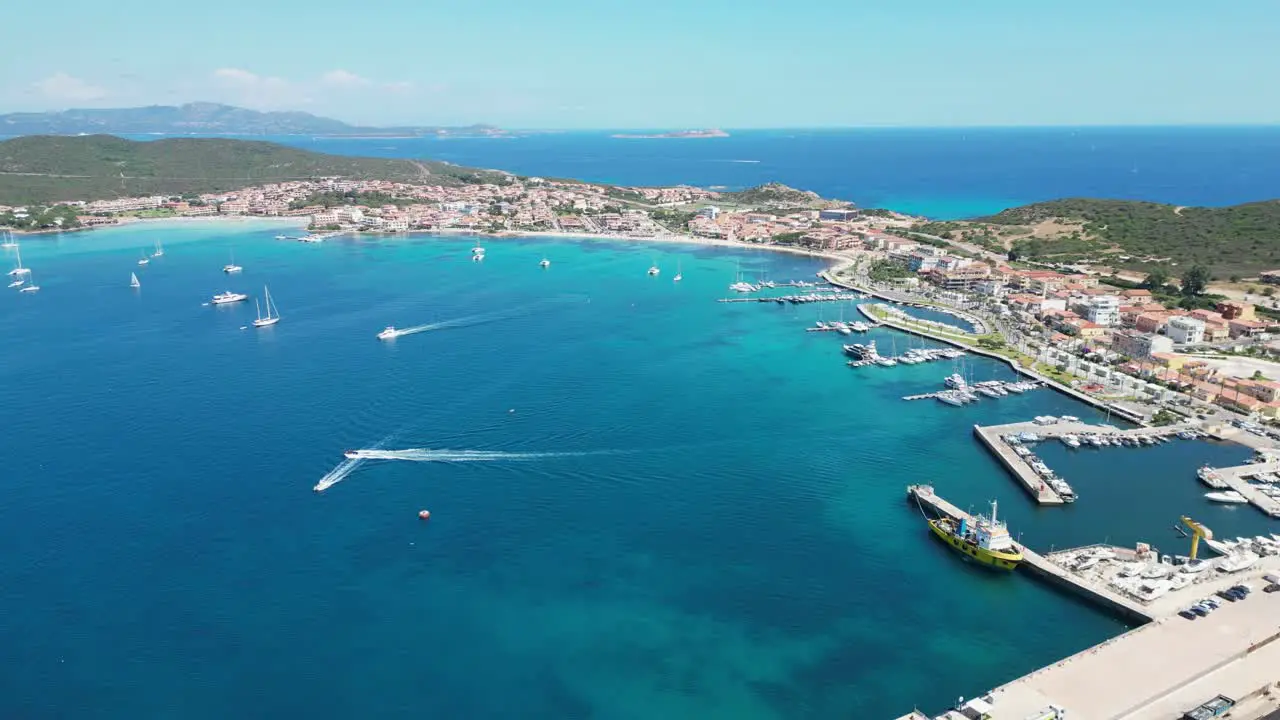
top-left (971, 424), bottom-right (1066, 505)
top-left (903, 484), bottom-right (1280, 719)
top-left (1205, 460), bottom-right (1280, 518)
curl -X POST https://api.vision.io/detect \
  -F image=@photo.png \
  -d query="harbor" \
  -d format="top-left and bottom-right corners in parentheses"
top-left (905, 484), bottom-right (1280, 720)
top-left (973, 418), bottom-right (1219, 507)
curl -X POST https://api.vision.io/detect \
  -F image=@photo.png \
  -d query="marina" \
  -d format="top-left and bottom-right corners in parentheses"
top-left (972, 418), bottom-right (1223, 507)
top-left (905, 485), bottom-right (1280, 720)
top-left (1196, 460), bottom-right (1280, 518)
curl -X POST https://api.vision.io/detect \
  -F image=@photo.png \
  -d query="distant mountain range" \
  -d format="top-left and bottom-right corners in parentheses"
top-left (0, 103), bottom-right (505, 138)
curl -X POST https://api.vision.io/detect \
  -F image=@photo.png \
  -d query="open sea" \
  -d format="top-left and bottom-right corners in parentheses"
top-left (234, 126), bottom-right (1280, 218)
top-left (3, 218), bottom-right (1278, 719)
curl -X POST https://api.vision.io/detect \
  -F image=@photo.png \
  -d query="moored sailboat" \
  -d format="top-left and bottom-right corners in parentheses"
top-left (252, 286), bottom-right (281, 327)
top-left (130, 272), bottom-right (141, 288)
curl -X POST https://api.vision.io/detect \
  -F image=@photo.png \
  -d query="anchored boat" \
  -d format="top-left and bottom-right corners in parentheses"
top-left (926, 500), bottom-right (1023, 570)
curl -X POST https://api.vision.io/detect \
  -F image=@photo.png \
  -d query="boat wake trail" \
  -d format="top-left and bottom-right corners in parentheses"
top-left (343, 448), bottom-right (610, 463)
top-left (314, 456), bottom-right (365, 492)
top-left (388, 295), bottom-right (590, 338)
top-left (315, 433), bottom-right (397, 492)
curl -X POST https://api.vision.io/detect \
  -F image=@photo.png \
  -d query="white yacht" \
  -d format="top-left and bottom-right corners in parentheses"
top-left (130, 272), bottom-right (141, 288)
top-left (137, 253), bottom-right (150, 266)
top-left (223, 250), bottom-right (243, 274)
top-left (936, 391), bottom-right (965, 407)
top-left (1061, 435), bottom-right (1081, 449)
top-left (211, 290), bottom-right (248, 305)
top-left (944, 373), bottom-right (968, 389)
top-left (1217, 553), bottom-right (1260, 574)
top-left (540, 259), bottom-right (551, 268)
top-left (729, 281), bottom-right (755, 292)
top-left (1205, 490), bottom-right (1248, 504)
top-left (647, 264), bottom-right (660, 276)
top-left (471, 244), bottom-right (485, 256)
top-left (8, 243), bottom-right (31, 277)
top-left (152, 241), bottom-right (164, 258)
top-left (472, 252), bottom-right (485, 262)
top-left (377, 326), bottom-right (401, 340)
top-left (18, 271), bottom-right (39, 293)
top-left (874, 356), bottom-right (898, 367)
top-left (673, 261), bottom-right (683, 282)
top-left (1198, 465), bottom-right (1228, 489)
top-left (0, 230), bottom-right (15, 249)
top-left (8, 277), bottom-right (24, 288)
top-left (252, 286), bottom-right (281, 327)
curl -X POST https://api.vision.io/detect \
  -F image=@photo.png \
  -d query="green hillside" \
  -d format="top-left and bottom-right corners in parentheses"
top-left (980, 198), bottom-right (1280, 275)
top-left (0, 135), bottom-right (509, 205)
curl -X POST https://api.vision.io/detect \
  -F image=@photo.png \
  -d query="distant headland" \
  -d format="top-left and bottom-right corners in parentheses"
top-left (611, 129), bottom-right (730, 139)
top-left (0, 102), bottom-right (505, 138)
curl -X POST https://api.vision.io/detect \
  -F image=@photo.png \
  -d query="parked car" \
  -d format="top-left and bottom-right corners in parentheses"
top-left (1263, 584), bottom-right (1280, 594)
top-left (1178, 609), bottom-right (1198, 620)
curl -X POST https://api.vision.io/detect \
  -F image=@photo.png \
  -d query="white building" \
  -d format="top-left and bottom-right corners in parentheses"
top-left (1166, 316), bottom-right (1206, 344)
top-left (697, 206), bottom-right (720, 220)
top-left (1085, 295), bottom-right (1121, 327)
top-left (973, 280), bottom-right (1008, 297)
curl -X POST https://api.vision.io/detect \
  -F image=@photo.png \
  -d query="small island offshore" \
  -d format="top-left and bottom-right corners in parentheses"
top-left (611, 128), bottom-right (729, 139)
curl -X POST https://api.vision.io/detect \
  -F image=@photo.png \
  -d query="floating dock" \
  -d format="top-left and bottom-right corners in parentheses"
top-left (903, 484), bottom-right (1280, 719)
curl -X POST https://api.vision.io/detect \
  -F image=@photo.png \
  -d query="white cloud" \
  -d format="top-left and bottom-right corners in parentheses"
top-left (33, 72), bottom-right (107, 103)
top-left (321, 69), bottom-right (372, 88)
top-left (211, 68), bottom-right (302, 109)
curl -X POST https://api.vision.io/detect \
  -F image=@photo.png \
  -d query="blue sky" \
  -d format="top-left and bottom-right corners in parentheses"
top-left (3, 0), bottom-right (1277, 128)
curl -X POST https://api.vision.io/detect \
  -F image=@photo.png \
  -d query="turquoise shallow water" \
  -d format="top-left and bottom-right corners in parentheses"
top-left (1, 221), bottom-right (1275, 718)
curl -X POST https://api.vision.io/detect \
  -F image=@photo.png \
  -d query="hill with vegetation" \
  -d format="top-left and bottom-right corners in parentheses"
top-left (0, 135), bottom-right (510, 205)
top-left (917, 198), bottom-right (1280, 276)
top-left (0, 102), bottom-right (503, 137)
top-left (720, 182), bottom-right (825, 207)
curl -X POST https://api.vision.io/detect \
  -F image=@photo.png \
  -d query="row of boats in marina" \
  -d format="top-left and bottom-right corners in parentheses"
top-left (933, 373), bottom-right (1042, 406)
top-left (812, 320), bottom-right (873, 335)
top-left (843, 340), bottom-right (967, 368)
top-left (1004, 434), bottom-right (1078, 502)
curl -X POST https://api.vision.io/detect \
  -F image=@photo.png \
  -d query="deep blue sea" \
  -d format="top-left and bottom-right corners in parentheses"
top-left (3, 220), bottom-right (1276, 718)
top-left (208, 127), bottom-right (1280, 218)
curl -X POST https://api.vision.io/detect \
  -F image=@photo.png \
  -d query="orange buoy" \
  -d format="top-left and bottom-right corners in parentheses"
top-left (418, 510), bottom-right (431, 520)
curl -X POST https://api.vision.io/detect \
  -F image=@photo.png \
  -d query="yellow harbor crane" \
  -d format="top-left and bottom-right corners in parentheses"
top-left (1181, 516), bottom-right (1212, 559)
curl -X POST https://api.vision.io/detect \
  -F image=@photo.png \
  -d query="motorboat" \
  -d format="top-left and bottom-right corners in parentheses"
top-left (1217, 553), bottom-right (1260, 574)
top-left (471, 245), bottom-right (485, 255)
top-left (152, 241), bottom-right (164, 258)
top-left (1141, 563), bottom-right (1172, 579)
top-left (1061, 435), bottom-right (1081, 449)
top-left (1074, 555), bottom-right (1100, 571)
top-left (729, 281), bottom-right (755, 292)
top-left (1205, 491), bottom-right (1248, 504)
top-left (472, 252), bottom-right (485, 262)
top-left (1198, 465), bottom-right (1228, 489)
top-left (1202, 538), bottom-right (1238, 556)
top-left (211, 290), bottom-right (248, 305)
top-left (377, 326), bottom-right (401, 340)
top-left (540, 259), bottom-right (551, 268)
top-left (944, 373), bottom-right (967, 389)
top-left (647, 265), bottom-right (660, 276)
top-left (137, 256), bottom-right (150, 266)
top-left (936, 391), bottom-right (965, 407)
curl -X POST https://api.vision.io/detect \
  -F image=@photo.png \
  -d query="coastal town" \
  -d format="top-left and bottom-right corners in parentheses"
top-left (8, 170), bottom-right (1280, 720)
top-left (7, 172), bottom-right (1280, 432)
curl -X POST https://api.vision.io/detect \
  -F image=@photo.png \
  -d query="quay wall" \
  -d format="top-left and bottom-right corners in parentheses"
top-left (1015, 555), bottom-right (1153, 624)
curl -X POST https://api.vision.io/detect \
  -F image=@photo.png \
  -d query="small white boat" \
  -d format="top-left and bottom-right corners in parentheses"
top-left (1062, 435), bottom-right (1081, 448)
top-left (647, 264), bottom-right (660, 276)
top-left (729, 281), bottom-right (755, 292)
top-left (936, 391), bottom-right (965, 407)
top-left (1074, 556), bottom-right (1100, 571)
top-left (211, 290), bottom-right (248, 305)
top-left (471, 245), bottom-right (485, 255)
top-left (1141, 563), bottom-right (1172, 579)
top-left (130, 272), bottom-right (140, 288)
top-left (137, 254), bottom-right (150, 266)
top-left (1205, 490), bottom-right (1248, 504)
top-left (18, 271), bottom-right (39, 293)
top-left (223, 250), bottom-right (242, 273)
top-left (6, 243), bottom-right (30, 276)
top-left (252, 286), bottom-right (281, 328)
top-left (673, 261), bottom-right (682, 282)
top-left (152, 241), bottom-right (164, 258)
top-left (1202, 538), bottom-right (1238, 556)
top-left (0, 230), bottom-right (15, 249)
top-left (472, 252), bottom-right (485, 262)
top-left (377, 326), bottom-right (400, 340)
top-left (7, 277), bottom-right (23, 288)
top-left (539, 259), bottom-right (550, 268)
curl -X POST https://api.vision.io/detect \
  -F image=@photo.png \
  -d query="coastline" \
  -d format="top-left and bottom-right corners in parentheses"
top-left (18, 213), bottom-right (851, 264)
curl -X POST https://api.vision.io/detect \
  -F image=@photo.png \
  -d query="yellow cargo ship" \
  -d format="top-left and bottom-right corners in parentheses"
top-left (927, 500), bottom-right (1023, 570)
